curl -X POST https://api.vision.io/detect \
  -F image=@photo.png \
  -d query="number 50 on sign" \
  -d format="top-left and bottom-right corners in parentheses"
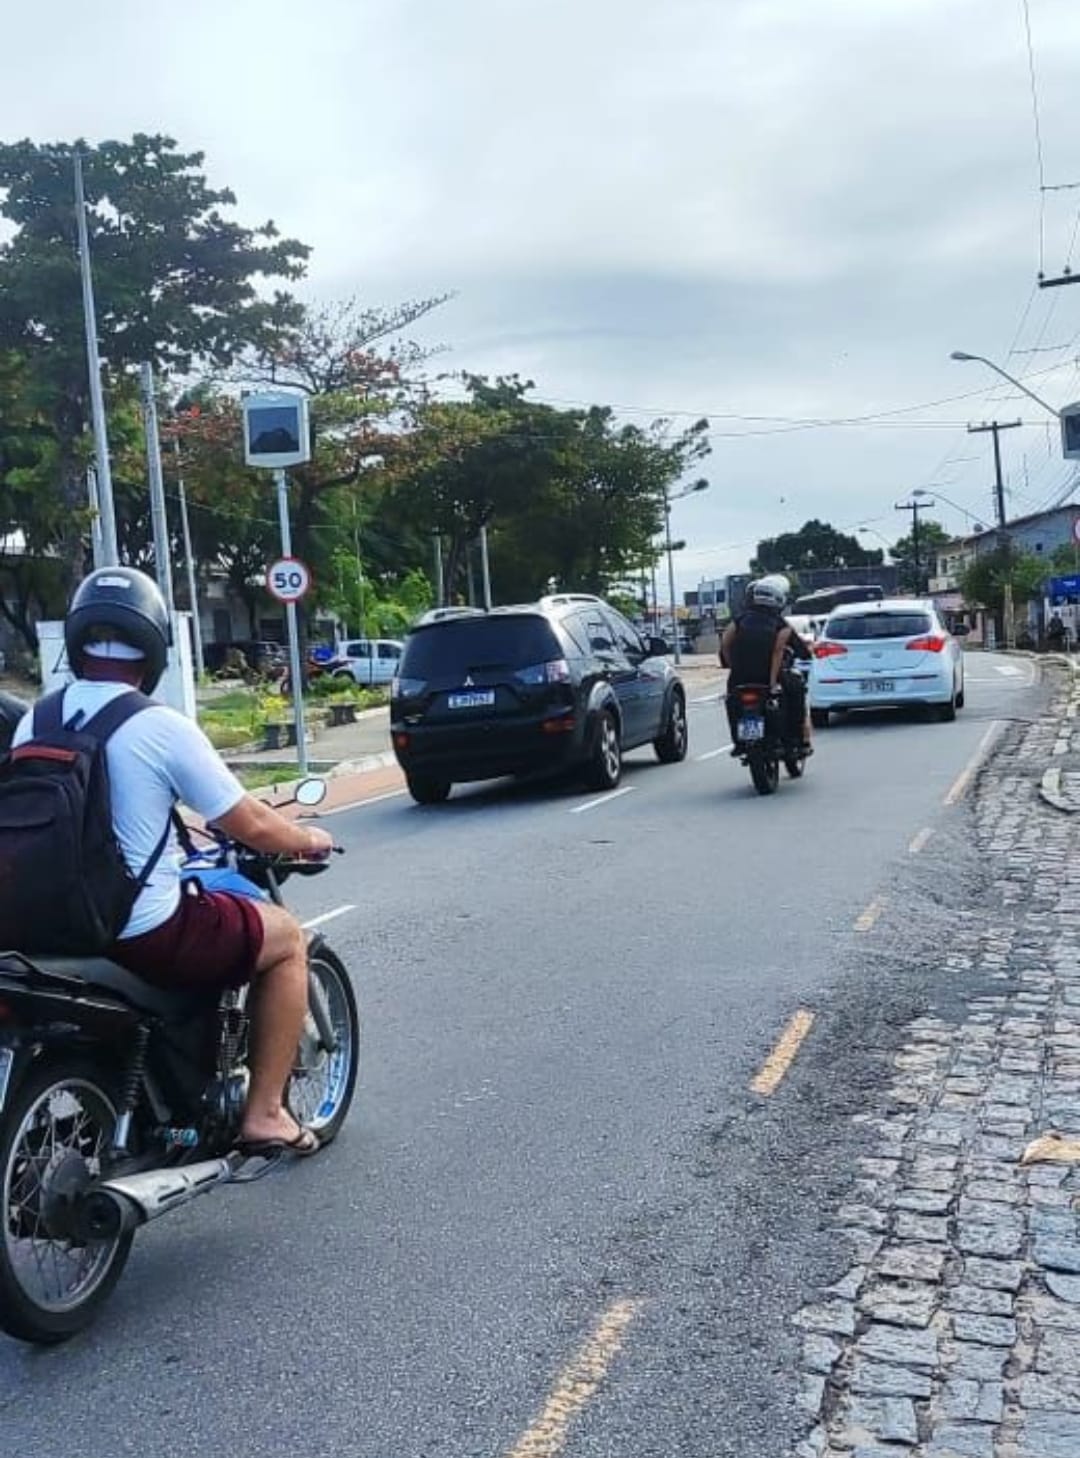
top-left (266, 557), bottom-right (311, 603)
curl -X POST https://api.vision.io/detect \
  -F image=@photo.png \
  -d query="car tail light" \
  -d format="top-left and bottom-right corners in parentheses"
top-left (393, 732), bottom-right (410, 751)
top-left (515, 659), bottom-right (571, 685)
top-left (391, 676), bottom-right (426, 700)
top-left (813, 641), bottom-right (847, 659)
top-left (541, 714), bottom-right (577, 734)
top-left (905, 635), bottom-right (947, 653)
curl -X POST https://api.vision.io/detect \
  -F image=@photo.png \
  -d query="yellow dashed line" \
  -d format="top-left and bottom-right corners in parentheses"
top-left (505, 1300), bottom-right (641, 1458)
top-left (750, 1009), bottom-right (816, 1097)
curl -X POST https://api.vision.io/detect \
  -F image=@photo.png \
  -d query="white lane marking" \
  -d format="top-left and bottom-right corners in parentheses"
top-left (302, 904), bottom-right (356, 930)
top-left (569, 786), bottom-right (636, 815)
top-left (944, 720), bottom-right (1003, 806)
top-left (318, 788), bottom-right (408, 817)
top-left (692, 693), bottom-right (720, 704)
top-left (696, 743), bottom-right (732, 761)
top-left (908, 827), bottom-right (934, 855)
top-left (995, 665), bottom-right (1023, 677)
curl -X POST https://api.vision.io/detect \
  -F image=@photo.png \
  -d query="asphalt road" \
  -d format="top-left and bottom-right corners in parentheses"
top-left (0, 652), bottom-right (1048, 1458)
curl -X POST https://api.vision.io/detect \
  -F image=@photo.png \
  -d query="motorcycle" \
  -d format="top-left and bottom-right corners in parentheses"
top-left (728, 682), bottom-right (808, 796)
top-left (0, 779), bottom-right (359, 1344)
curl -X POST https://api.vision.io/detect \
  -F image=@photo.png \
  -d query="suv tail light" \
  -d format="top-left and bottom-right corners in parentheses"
top-left (515, 659), bottom-right (571, 685)
top-left (813, 641), bottom-right (847, 659)
top-left (905, 635), bottom-right (947, 653)
top-left (391, 676), bottom-right (426, 700)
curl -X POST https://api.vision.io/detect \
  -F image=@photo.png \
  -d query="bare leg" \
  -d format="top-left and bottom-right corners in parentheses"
top-left (239, 903), bottom-right (312, 1146)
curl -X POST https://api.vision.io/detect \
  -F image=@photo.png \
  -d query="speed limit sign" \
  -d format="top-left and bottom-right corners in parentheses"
top-left (266, 557), bottom-right (311, 603)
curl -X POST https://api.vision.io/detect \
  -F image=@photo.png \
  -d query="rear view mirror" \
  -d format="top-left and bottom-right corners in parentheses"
top-left (295, 778), bottom-right (328, 807)
top-left (646, 636), bottom-right (671, 657)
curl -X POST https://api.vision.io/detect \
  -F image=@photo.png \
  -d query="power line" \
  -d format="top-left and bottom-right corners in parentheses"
top-left (1022, 0), bottom-right (1048, 272)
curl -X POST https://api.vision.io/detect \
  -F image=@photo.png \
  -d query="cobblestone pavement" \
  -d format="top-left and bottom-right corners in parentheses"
top-left (792, 668), bottom-right (1080, 1457)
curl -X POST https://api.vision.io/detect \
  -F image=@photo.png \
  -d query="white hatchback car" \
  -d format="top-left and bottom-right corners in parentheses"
top-left (809, 599), bottom-right (965, 726)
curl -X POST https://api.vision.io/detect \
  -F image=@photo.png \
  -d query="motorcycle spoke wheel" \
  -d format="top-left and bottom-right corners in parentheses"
top-left (0, 1065), bottom-right (132, 1342)
top-left (289, 948), bottom-right (360, 1144)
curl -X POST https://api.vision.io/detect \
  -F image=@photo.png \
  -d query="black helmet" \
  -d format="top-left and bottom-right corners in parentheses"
top-left (65, 567), bottom-right (170, 693)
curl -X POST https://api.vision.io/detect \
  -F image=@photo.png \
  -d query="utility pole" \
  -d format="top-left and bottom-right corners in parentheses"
top-left (968, 419), bottom-right (1022, 649)
top-left (433, 533), bottom-right (444, 607)
top-left (895, 497), bottom-right (935, 594)
top-left (967, 420), bottom-right (1022, 534)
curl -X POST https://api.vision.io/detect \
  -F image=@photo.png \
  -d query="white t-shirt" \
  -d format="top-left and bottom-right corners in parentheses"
top-left (14, 682), bottom-right (245, 939)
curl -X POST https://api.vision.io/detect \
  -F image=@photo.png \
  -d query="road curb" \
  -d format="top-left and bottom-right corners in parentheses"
top-left (1039, 764), bottom-right (1074, 813)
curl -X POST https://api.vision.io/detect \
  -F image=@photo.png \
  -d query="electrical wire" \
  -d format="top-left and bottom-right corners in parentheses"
top-left (1022, 0), bottom-right (1048, 273)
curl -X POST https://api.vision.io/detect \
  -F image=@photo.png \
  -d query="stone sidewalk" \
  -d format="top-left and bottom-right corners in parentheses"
top-left (792, 667), bottom-right (1080, 1457)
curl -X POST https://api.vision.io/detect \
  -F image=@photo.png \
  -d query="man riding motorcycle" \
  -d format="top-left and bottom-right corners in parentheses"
top-left (720, 575), bottom-right (813, 752)
top-left (10, 567), bottom-right (334, 1157)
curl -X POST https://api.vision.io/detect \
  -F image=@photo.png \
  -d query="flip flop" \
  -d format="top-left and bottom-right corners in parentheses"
top-left (235, 1124), bottom-right (322, 1160)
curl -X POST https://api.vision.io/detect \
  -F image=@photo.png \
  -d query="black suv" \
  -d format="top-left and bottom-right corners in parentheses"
top-left (390, 595), bottom-right (688, 803)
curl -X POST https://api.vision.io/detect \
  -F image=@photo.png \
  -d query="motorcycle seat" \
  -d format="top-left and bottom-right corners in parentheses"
top-left (17, 956), bottom-right (203, 1019)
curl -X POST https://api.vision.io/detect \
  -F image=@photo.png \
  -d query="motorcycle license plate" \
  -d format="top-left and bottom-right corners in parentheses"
top-left (0, 1048), bottom-right (13, 1115)
top-left (859, 679), bottom-right (895, 694)
top-left (739, 716), bottom-right (765, 741)
top-left (448, 690), bottom-right (495, 709)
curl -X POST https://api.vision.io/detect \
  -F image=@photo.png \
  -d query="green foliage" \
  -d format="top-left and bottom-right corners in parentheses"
top-left (752, 520), bottom-right (882, 575)
top-left (959, 548), bottom-right (1050, 613)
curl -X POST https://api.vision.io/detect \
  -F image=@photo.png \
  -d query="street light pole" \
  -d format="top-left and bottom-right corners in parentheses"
top-left (74, 150), bottom-right (119, 567)
top-left (950, 351), bottom-right (1061, 419)
top-left (663, 491), bottom-right (680, 663)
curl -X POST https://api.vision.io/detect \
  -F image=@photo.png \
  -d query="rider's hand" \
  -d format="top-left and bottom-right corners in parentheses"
top-left (301, 826), bottom-right (334, 859)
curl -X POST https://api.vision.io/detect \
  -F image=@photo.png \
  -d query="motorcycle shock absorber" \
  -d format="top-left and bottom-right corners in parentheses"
top-left (110, 1022), bottom-right (150, 1158)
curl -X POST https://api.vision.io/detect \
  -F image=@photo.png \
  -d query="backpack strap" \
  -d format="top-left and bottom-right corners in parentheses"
top-left (81, 690), bottom-right (156, 743)
top-left (32, 689), bottom-right (67, 738)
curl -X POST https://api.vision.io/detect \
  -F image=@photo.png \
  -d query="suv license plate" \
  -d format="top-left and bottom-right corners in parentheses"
top-left (740, 716), bottom-right (765, 741)
top-left (860, 679), bottom-right (895, 694)
top-left (448, 690), bottom-right (496, 709)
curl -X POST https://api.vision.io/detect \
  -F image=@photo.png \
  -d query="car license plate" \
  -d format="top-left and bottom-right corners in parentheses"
top-left (448, 690), bottom-right (495, 709)
top-left (739, 716), bottom-right (765, 741)
top-left (0, 1047), bottom-right (13, 1114)
top-left (859, 679), bottom-right (895, 694)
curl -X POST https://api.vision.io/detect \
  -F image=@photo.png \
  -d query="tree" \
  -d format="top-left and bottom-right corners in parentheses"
top-left (752, 520), bottom-right (882, 574)
top-left (0, 134), bottom-right (309, 593)
top-left (959, 548), bottom-right (1049, 616)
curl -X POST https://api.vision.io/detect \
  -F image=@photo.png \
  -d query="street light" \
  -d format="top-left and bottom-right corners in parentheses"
top-left (950, 351), bottom-right (1061, 419)
top-left (664, 478), bottom-right (709, 664)
top-left (911, 486), bottom-right (984, 529)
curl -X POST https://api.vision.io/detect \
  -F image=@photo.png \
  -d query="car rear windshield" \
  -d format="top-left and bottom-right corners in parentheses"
top-left (401, 616), bottom-right (563, 676)
top-left (827, 612), bottom-right (933, 641)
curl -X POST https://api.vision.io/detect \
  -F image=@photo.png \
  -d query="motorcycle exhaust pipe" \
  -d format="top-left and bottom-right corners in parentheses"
top-left (78, 1156), bottom-right (237, 1240)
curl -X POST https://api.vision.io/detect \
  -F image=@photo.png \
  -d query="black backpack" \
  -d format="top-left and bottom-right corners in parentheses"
top-left (0, 689), bottom-right (172, 956)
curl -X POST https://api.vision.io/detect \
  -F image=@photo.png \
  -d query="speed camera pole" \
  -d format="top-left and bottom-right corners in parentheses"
top-left (274, 468), bottom-right (308, 776)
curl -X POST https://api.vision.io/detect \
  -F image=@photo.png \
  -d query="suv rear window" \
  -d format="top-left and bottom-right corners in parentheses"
top-left (401, 616), bottom-right (563, 676)
top-left (827, 612), bottom-right (932, 641)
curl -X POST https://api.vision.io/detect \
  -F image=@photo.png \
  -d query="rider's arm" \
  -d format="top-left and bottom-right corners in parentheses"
top-left (787, 628), bottom-right (812, 662)
top-left (720, 622), bottom-right (736, 668)
top-left (214, 795), bottom-right (332, 857)
top-left (770, 627), bottom-right (793, 687)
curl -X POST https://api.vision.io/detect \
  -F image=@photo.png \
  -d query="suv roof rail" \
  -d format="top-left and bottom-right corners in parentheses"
top-left (414, 606), bottom-right (486, 627)
top-left (539, 592), bottom-right (605, 609)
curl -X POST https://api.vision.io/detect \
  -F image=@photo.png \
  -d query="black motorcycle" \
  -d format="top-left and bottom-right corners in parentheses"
top-left (728, 682), bottom-right (808, 795)
top-left (0, 780), bottom-right (359, 1344)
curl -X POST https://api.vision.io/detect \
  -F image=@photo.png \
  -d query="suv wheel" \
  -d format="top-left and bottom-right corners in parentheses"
top-left (584, 709), bottom-right (622, 791)
top-left (407, 775), bottom-right (452, 805)
top-left (654, 691), bottom-right (688, 764)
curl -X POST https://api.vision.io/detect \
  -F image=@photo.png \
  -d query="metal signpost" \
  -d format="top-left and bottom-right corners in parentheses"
top-left (241, 392), bottom-right (312, 774)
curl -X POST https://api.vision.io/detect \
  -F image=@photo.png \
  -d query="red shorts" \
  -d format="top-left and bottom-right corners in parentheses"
top-left (111, 885), bottom-right (266, 993)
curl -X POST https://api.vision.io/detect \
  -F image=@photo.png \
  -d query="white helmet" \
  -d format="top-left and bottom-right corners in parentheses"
top-left (748, 574), bottom-right (790, 611)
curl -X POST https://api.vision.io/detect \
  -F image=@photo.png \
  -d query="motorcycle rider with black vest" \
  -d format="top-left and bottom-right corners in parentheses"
top-left (720, 575), bottom-right (813, 753)
top-left (11, 567), bottom-right (334, 1158)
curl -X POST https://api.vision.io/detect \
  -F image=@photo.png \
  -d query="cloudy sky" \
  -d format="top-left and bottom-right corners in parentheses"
top-left (4, 0), bottom-right (1080, 589)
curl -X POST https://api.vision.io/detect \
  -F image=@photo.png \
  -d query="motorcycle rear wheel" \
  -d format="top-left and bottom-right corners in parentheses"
top-left (749, 753), bottom-right (780, 796)
top-left (0, 1059), bottom-right (133, 1344)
